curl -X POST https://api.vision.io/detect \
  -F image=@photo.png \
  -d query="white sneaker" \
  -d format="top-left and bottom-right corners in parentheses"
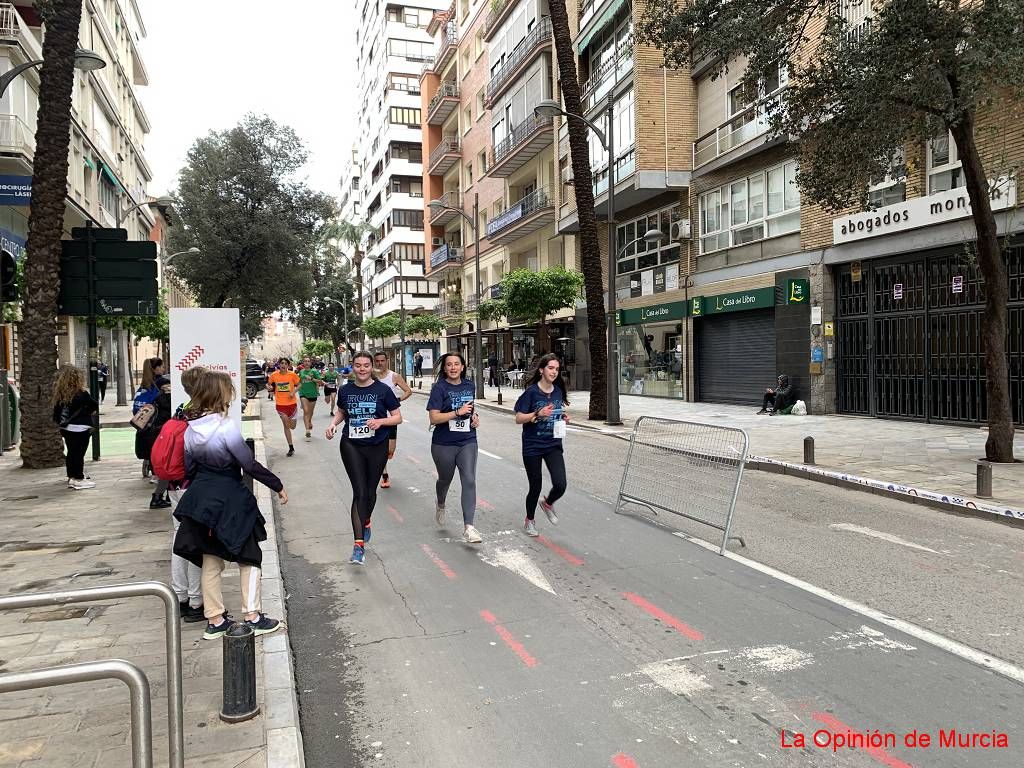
top-left (463, 525), bottom-right (482, 544)
top-left (305, 431), bottom-right (311, 442)
top-left (70, 478), bottom-right (96, 490)
top-left (435, 502), bottom-right (446, 526)
top-left (540, 497), bottom-right (558, 525)
top-left (524, 518), bottom-right (539, 537)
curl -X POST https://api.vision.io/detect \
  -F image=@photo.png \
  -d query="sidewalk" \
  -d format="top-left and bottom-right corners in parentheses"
top-left (407, 380), bottom-right (1024, 520)
top-left (0, 421), bottom-right (302, 767)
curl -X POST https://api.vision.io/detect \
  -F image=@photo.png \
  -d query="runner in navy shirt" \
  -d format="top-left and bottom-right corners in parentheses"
top-left (326, 352), bottom-right (402, 564)
top-left (427, 353), bottom-right (482, 543)
top-left (514, 353), bottom-right (570, 537)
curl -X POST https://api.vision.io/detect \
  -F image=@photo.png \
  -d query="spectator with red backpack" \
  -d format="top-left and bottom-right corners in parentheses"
top-left (135, 369), bottom-right (173, 509)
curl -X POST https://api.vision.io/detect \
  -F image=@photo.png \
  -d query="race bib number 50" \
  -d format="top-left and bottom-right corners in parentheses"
top-left (451, 417), bottom-right (470, 432)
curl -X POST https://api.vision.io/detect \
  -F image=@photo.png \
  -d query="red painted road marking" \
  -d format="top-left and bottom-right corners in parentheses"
top-left (480, 609), bottom-right (538, 668)
top-left (406, 454), bottom-right (421, 465)
top-left (387, 505), bottom-right (404, 524)
top-left (612, 754), bottom-right (639, 768)
top-left (420, 544), bottom-right (456, 580)
top-left (623, 592), bottom-right (704, 641)
top-left (537, 535), bottom-right (584, 566)
top-left (477, 497), bottom-right (496, 512)
top-left (812, 712), bottom-right (915, 768)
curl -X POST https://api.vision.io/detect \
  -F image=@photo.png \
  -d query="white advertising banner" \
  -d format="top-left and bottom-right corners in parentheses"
top-left (418, 348), bottom-right (435, 373)
top-left (169, 308), bottom-right (243, 429)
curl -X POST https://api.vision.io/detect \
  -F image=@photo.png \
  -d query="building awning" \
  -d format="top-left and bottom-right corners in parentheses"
top-left (575, 0), bottom-right (628, 54)
top-left (100, 163), bottom-right (123, 191)
top-left (83, 157), bottom-right (96, 170)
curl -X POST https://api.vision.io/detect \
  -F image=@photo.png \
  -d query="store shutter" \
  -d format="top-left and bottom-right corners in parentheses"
top-left (697, 308), bottom-right (776, 406)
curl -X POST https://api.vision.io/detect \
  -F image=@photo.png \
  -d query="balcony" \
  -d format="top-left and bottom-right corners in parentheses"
top-left (581, 37), bottom-right (634, 114)
top-left (486, 187), bottom-right (556, 245)
top-left (488, 114), bottom-right (554, 179)
top-left (693, 89), bottom-right (786, 170)
top-left (435, 297), bottom-right (464, 318)
top-left (0, 4), bottom-right (43, 62)
top-left (430, 190), bottom-right (462, 225)
top-left (429, 244), bottom-right (464, 275)
top-left (427, 81), bottom-right (460, 126)
top-left (434, 27), bottom-right (459, 74)
top-left (428, 134), bottom-right (461, 175)
top-left (0, 114), bottom-right (35, 160)
top-left (483, 0), bottom-right (514, 42)
top-left (485, 18), bottom-right (553, 108)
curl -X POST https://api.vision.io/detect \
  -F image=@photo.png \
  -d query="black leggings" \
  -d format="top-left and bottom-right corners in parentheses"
top-left (98, 381), bottom-right (107, 401)
top-left (523, 447), bottom-right (567, 520)
top-left (339, 439), bottom-right (389, 542)
top-left (61, 430), bottom-right (91, 480)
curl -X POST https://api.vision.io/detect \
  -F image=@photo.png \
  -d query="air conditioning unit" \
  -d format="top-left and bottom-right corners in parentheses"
top-left (670, 220), bottom-right (692, 241)
top-left (431, 237), bottom-right (444, 247)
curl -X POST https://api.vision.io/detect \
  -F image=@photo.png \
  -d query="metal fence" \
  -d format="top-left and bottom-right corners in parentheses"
top-left (615, 416), bottom-right (748, 554)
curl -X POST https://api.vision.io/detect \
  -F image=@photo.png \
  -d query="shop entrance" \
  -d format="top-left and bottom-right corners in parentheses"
top-left (696, 308), bottom-right (776, 406)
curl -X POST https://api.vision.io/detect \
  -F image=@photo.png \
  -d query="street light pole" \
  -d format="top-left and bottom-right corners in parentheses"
top-left (472, 193), bottom-right (483, 400)
top-left (603, 93), bottom-right (620, 425)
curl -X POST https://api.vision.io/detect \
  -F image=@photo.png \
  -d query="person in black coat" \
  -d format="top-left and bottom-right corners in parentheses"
top-left (136, 375), bottom-right (173, 508)
top-left (51, 365), bottom-right (98, 490)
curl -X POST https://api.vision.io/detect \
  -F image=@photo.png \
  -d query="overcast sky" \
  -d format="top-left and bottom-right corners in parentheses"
top-left (138, 0), bottom-right (357, 199)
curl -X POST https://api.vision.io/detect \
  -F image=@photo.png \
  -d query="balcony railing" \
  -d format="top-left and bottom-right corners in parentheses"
top-left (485, 17), bottom-right (552, 106)
top-left (492, 113), bottom-right (552, 167)
top-left (428, 134), bottom-right (461, 171)
top-left (419, 55), bottom-right (437, 76)
top-left (430, 244), bottom-right (463, 270)
top-left (843, 17), bottom-right (872, 45)
top-left (427, 80), bottom-right (460, 125)
top-left (0, 114), bottom-right (35, 158)
top-left (0, 3), bottom-right (43, 61)
top-left (693, 89), bottom-right (785, 169)
top-left (435, 297), bottom-right (464, 317)
top-left (581, 38), bottom-right (634, 113)
top-left (486, 187), bottom-right (553, 239)
top-left (430, 190), bottom-right (462, 224)
top-left (483, 0), bottom-right (513, 41)
top-left (434, 27), bottom-right (459, 72)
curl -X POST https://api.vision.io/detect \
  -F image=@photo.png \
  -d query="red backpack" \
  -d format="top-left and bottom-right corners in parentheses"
top-left (151, 418), bottom-right (188, 481)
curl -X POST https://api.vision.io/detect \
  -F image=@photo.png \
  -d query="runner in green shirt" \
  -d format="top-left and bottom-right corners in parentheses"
top-left (322, 363), bottom-right (341, 415)
top-left (297, 356), bottom-right (323, 441)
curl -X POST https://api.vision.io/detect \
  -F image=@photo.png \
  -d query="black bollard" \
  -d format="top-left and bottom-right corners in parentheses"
top-left (220, 622), bottom-right (259, 723)
top-left (976, 461), bottom-right (993, 498)
top-left (803, 436), bottom-right (815, 465)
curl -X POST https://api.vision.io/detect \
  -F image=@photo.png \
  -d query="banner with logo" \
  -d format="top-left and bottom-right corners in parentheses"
top-left (0, 175), bottom-right (31, 206)
top-left (169, 308), bottom-right (243, 428)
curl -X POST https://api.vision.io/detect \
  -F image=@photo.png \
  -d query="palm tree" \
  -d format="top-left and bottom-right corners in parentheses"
top-left (325, 218), bottom-right (373, 348)
top-left (19, 0), bottom-right (83, 468)
top-left (549, 0), bottom-right (607, 420)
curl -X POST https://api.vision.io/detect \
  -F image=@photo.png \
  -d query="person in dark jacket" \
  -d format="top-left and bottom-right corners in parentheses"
top-left (51, 365), bottom-right (98, 490)
top-left (758, 374), bottom-right (795, 414)
top-left (173, 371), bottom-right (289, 639)
top-left (137, 374), bottom-right (173, 508)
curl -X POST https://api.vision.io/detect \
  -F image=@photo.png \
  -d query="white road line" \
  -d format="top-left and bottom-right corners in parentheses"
top-left (479, 449), bottom-right (504, 461)
top-left (478, 545), bottom-right (556, 595)
top-left (639, 658), bottom-right (712, 696)
top-left (829, 523), bottom-right (942, 554)
top-left (672, 531), bottom-right (1024, 685)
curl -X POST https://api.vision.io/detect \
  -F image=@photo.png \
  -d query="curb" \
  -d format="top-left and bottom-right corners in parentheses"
top-left (409, 389), bottom-right (1024, 526)
top-left (252, 420), bottom-right (305, 768)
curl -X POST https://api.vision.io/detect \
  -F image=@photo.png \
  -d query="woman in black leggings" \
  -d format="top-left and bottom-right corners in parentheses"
top-left (326, 351), bottom-right (402, 565)
top-left (513, 353), bottom-right (569, 537)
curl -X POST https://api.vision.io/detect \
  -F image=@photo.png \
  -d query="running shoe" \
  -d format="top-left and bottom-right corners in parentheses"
top-left (524, 518), bottom-right (539, 537)
top-left (182, 604), bottom-right (205, 623)
top-left (350, 544), bottom-right (365, 565)
top-left (245, 613), bottom-right (282, 636)
top-left (435, 502), bottom-right (446, 525)
top-left (287, 445), bottom-right (295, 457)
top-left (305, 431), bottom-right (311, 442)
top-left (463, 525), bottom-right (482, 544)
top-left (363, 523), bottom-right (372, 544)
top-left (540, 497), bottom-right (559, 525)
top-left (203, 617), bottom-right (235, 640)
top-left (380, 473), bottom-right (391, 489)
top-left (69, 478), bottom-right (96, 490)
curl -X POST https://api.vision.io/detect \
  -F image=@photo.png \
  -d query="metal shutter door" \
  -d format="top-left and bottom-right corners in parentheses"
top-left (697, 308), bottom-right (776, 405)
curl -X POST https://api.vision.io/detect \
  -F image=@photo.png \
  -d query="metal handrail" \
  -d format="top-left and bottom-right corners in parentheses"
top-left (434, 27), bottom-right (459, 70)
top-left (430, 244), bottom-right (463, 268)
top-left (428, 134), bottom-right (460, 169)
top-left (428, 80), bottom-right (460, 116)
top-left (0, 581), bottom-right (184, 768)
top-left (492, 113), bottom-right (552, 166)
top-left (0, 660), bottom-right (153, 768)
top-left (581, 36), bottom-right (634, 111)
top-left (693, 88), bottom-right (785, 168)
top-left (486, 17), bottom-right (552, 103)
top-left (487, 186), bottom-right (553, 238)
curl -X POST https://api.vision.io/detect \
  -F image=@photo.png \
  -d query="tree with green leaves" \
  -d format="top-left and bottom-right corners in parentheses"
top-left (166, 114), bottom-right (336, 331)
top-left (363, 314), bottom-right (402, 349)
top-left (405, 313), bottom-right (447, 339)
top-left (498, 268), bottom-right (585, 355)
top-left (294, 234), bottom-right (360, 354)
top-left (300, 338), bottom-right (335, 360)
top-left (18, 0), bottom-right (83, 468)
top-left (638, 0), bottom-right (1023, 461)
top-left (322, 218), bottom-right (373, 347)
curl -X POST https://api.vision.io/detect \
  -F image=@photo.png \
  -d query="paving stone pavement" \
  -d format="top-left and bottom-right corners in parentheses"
top-left (0, 422), bottom-right (302, 768)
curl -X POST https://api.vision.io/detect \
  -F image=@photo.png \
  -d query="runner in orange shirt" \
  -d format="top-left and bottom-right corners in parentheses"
top-left (267, 357), bottom-right (301, 456)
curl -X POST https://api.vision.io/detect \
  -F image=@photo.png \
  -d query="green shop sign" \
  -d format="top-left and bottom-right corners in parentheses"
top-left (692, 287), bottom-right (776, 316)
top-left (786, 279), bottom-right (809, 304)
top-left (617, 300), bottom-right (689, 326)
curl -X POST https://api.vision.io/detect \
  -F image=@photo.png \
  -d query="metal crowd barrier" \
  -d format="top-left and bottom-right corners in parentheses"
top-left (0, 581), bottom-right (184, 768)
top-left (615, 416), bottom-right (748, 554)
top-left (0, 660), bottom-right (153, 768)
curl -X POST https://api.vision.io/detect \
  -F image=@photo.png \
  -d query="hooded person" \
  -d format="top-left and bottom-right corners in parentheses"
top-left (758, 374), bottom-right (795, 415)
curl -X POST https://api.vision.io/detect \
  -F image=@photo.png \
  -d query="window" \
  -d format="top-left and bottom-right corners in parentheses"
top-left (389, 107), bottom-right (421, 125)
top-left (391, 176), bottom-right (423, 197)
top-left (928, 131), bottom-right (962, 194)
top-left (394, 243), bottom-right (424, 262)
top-left (867, 149), bottom-right (907, 208)
top-left (461, 50), bottom-right (471, 78)
top-left (464, 106), bottom-right (472, 133)
top-left (388, 39), bottom-right (432, 61)
top-left (478, 150), bottom-right (488, 174)
top-left (388, 73), bottom-right (420, 95)
top-left (616, 205), bottom-right (682, 275)
top-left (476, 89), bottom-right (485, 120)
top-left (98, 174), bottom-right (118, 216)
top-left (466, 161), bottom-right (474, 187)
top-left (699, 160), bottom-right (800, 254)
top-left (389, 141), bottom-right (422, 163)
top-left (475, 29), bottom-right (485, 59)
top-left (392, 209), bottom-right (424, 230)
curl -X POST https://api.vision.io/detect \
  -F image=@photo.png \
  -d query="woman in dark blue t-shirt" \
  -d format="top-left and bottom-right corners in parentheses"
top-left (427, 353), bottom-right (482, 544)
top-left (513, 353), bottom-right (570, 537)
top-left (325, 351), bottom-right (402, 565)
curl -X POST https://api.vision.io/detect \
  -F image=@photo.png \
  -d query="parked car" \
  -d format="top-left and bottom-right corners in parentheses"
top-left (245, 359), bottom-right (267, 399)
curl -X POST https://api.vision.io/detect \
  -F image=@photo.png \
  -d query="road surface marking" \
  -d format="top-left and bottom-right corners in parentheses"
top-left (735, 645), bottom-right (814, 672)
top-left (639, 658), bottom-right (711, 696)
top-left (479, 449), bottom-right (504, 460)
top-left (672, 530), bottom-right (1024, 685)
top-left (406, 486), bottom-right (421, 494)
top-left (611, 754), bottom-right (639, 768)
top-left (623, 592), bottom-right (704, 641)
top-left (387, 505), bottom-right (405, 524)
top-left (829, 523), bottom-right (941, 554)
top-left (476, 498), bottom-right (496, 512)
top-left (812, 712), bottom-right (915, 768)
top-left (420, 544), bottom-right (456, 580)
top-left (480, 609), bottom-right (538, 667)
top-left (827, 626), bottom-right (916, 653)
top-left (405, 454), bottom-right (421, 465)
top-left (478, 545), bottom-right (556, 595)
top-left (537, 535), bottom-right (585, 566)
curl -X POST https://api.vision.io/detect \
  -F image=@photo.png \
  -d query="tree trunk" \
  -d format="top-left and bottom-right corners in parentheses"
top-left (951, 118), bottom-right (1015, 462)
top-left (354, 249), bottom-right (365, 350)
top-left (549, 0), bottom-right (607, 421)
top-left (19, 0), bottom-right (83, 468)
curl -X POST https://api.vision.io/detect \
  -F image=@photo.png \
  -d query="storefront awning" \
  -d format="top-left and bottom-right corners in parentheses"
top-left (100, 163), bottom-right (123, 191)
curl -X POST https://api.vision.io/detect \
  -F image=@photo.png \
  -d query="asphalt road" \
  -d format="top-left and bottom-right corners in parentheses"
top-left (266, 396), bottom-right (1024, 768)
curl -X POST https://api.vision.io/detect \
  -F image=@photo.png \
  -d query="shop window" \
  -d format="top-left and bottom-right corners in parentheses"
top-left (700, 159), bottom-right (800, 253)
top-left (616, 204), bottom-right (683, 275)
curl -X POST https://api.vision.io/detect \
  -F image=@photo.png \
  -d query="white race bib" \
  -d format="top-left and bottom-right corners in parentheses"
top-left (349, 420), bottom-right (376, 439)
top-left (450, 417), bottom-right (470, 433)
top-left (552, 420), bottom-right (567, 439)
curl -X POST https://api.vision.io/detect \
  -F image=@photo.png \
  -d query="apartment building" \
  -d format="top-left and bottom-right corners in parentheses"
top-left (0, 0), bottom-right (154, 385)
top-left (353, 0), bottom-right (446, 373)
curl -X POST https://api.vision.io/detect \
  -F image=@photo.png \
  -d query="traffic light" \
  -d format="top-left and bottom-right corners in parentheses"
top-left (0, 250), bottom-right (16, 302)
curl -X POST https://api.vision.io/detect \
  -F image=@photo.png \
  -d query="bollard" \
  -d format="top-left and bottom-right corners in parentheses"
top-left (497, 391), bottom-right (503, 405)
top-left (220, 622), bottom-right (259, 723)
top-left (803, 436), bottom-right (815, 465)
top-left (976, 461), bottom-right (993, 498)
top-left (243, 437), bottom-right (255, 492)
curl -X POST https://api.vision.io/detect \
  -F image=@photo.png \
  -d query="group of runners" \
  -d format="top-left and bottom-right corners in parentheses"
top-left (265, 348), bottom-right (571, 565)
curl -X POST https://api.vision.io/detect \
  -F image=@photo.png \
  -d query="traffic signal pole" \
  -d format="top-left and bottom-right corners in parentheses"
top-left (84, 221), bottom-right (101, 461)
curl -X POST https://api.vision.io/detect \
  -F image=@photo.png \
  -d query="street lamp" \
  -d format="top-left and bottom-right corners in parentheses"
top-left (163, 247), bottom-right (200, 265)
top-left (0, 48), bottom-right (106, 97)
top-left (536, 95), bottom-right (624, 424)
top-left (429, 193), bottom-right (483, 400)
top-left (116, 195), bottom-right (174, 229)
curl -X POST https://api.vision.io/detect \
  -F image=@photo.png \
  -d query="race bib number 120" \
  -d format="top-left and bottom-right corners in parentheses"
top-left (350, 421), bottom-right (375, 439)
top-left (552, 420), bottom-right (567, 439)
